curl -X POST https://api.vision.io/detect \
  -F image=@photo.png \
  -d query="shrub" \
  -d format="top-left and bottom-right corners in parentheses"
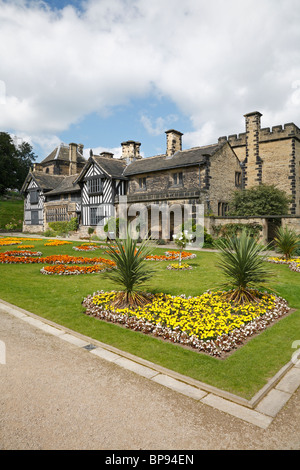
top-left (104, 234), bottom-right (155, 308)
top-left (216, 230), bottom-right (272, 304)
top-left (273, 225), bottom-right (300, 260)
top-left (228, 184), bottom-right (291, 216)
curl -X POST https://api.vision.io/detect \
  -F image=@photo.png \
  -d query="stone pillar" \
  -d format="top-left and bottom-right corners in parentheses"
top-left (69, 143), bottom-right (78, 175)
top-left (165, 129), bottom-right (183, 157)
top-left (244, 112), bottom-right (262, 187)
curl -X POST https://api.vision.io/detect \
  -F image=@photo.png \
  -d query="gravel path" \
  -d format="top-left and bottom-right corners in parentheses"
top-left (0, 308), bottom-right (299, 450)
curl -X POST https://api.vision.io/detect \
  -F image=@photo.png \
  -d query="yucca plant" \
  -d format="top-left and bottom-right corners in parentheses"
top-left (104, 233), bottom-right (155, 309)
top-left (216, 230), bottom-right (272, 304)
top-left (273, 225), bottom-right (300, 260)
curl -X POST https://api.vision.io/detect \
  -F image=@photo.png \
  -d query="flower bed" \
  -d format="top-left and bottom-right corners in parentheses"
top-left (15, 245), bottom-right (35, 249)
top-left (0, 240), bottom-right (22, 246)
top-left (145, 251), bottom-right (196, 261)
top-left (268, 257), bottom-right (300, 273)
top-left (44, 240), bottom-right (72, 246)
top-left (72, 244), bottom-right (98, 252)
top-left (3, 250), bottom-right (42, 257)
top-left (0, 253), bottom-right (116, 267)
top-left (40, 264), bottom-right (113, 275)
top-left (167, 263), bottom-right (192, 270)
top-left (82, 290), bottom-right (289, 357)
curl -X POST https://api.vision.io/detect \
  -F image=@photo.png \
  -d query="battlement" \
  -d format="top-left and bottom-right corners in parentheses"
top-left (218, 121), bottom-right (300, 147)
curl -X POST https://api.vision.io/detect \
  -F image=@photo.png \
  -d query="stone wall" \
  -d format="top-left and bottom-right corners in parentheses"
top-left (207, 142), bottom-right (242, 215)
top-left (22, 223), bottom-right (44, 234)
top-left (205, 215), bottom-right (300, 244)
top-left (219, 113), bottom-right (300, 216)
top-left (205, 216), bottom-right (268, 243)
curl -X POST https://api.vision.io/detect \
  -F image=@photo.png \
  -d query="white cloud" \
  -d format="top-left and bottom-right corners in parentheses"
top-left (140, 114), bottom-right (178, 136)
top-left (0, 0), bottom-right (300, 154)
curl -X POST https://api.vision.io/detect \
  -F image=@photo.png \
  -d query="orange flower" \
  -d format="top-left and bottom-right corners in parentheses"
top-left (40, 264), bottom-right (112, 275)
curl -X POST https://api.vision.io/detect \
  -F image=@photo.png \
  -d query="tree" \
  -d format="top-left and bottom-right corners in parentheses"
top-left (216, 230), bottom-right (272, 304)
top-left (228, 184), bottom-right (291, 217)
top-left (0, 132), bottom-right (37, 195)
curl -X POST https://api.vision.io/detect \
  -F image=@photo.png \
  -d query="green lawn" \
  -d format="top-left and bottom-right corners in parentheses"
top-left (0, 237), bottom-right (299, 400)
top-left (0, 197), bottom-right (24, 230)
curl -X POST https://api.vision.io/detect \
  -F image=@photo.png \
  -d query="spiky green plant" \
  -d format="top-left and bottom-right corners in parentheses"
top-left (216, 230), bottom-right (272, 304)
top-left (273, 225), bottom-right (300, 260)
top-left (104, 233), bottom-right (155, 308)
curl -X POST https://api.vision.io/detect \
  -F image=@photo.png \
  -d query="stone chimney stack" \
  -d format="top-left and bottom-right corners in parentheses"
top-left (69, 142), bottom-right (78, 176)
top-left (165, 129), bottom-right (183, 157)
top-left (121, 140), bottom-right (142, 163)
top-left (100, 151), bottom-right (114, 159)
top-left (78, 143), bottom-right (84, 155)
top-left (33, 163), bottom-right (43, 172)
top-left (244, 112), bottom-right (262, 187)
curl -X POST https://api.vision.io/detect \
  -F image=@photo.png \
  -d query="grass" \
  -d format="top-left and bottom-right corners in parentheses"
top-left (0, 195), bottom-right (24, 230)
top-left (0, 236), bottom-right (299, 400)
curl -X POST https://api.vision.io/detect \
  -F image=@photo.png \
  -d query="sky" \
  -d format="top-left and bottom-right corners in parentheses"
top-left (1, 0), bottom-right (300, 162)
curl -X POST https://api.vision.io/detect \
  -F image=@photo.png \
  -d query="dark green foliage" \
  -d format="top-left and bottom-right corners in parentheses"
top-left (228, 184), bottom-right (291, 216)
top-left (0, 132), bottom-right (37, 195)
top-left (273, 225), bottom-right (300, 260)
top-left (104, 233), bottom-right (155, 308)
top-left (216, 230), bottom-right (272, 304)
top-left (48, 217), bottom-right (78, 236)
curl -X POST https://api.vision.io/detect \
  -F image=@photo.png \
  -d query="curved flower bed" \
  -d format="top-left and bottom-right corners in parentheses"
top-left (167, 263), bottom-right (192, 270)
top-left (40, 264), bottom-right (113, 275)
top-left (0, 240), bottom-right (22, 246)
top-left (15, 245), bottom-right (35, 249)
top-left (72, 244), bottom-right (98, 252)
top-left (145, 251), bottom-right (196, 261)
top-left (3, 250), bottom-right (42, 257)
top-left (0, 237), bottom-right (40, 245)
top-left (44, 240), bottom-right (72, 246)
top-left (82, 290), bottom-right (289, 357)
top-left (268, 257), bottom-right (300, 273)
top-left (0, 253), bottom-right (116, 267)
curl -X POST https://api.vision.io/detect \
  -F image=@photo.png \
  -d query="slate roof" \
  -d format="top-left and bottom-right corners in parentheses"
top-left (40, 143), bottom-right (86, 166)
top-left (45, 175), bottom-right (81, 195)
top-left (74, 155), bottom-right (127, 183)
top-left (20, 172), bottom-right (65, 193)
top-left (123, 143), bottom-right (223, 176)
top-left (93, 155), bottom-right (127, 178)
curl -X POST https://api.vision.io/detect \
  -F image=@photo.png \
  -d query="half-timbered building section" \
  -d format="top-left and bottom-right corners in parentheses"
top-left (44, 175), bottom-right (82, 225)
top-left (74, 153), bottom-right (127, 228)
top-left (21, 173), bottom-right (65, 232)
top-left (21, 142), bottom-right (87, 232)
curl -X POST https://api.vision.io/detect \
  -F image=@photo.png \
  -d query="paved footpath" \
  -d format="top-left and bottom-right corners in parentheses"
top-left (0, 301), bottom-right (300, 450)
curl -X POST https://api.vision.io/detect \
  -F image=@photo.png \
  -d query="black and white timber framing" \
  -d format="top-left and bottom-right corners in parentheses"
top-left (23, 178), bottom-right (45, 226)
top-left (75, 156), bottom-right (127, 226)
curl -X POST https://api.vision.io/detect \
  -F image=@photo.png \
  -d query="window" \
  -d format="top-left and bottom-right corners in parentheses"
top-left (30, 190), bottom-right (39, 204)
top-left (235, 172), bottom-right (242, 188)
top-left (88, 178), bottom-right (102, 195)
top-left (173, 172), bottom-right (183, 186)
top-left (139, 177), bottom-right (147, 190)
top-left (31, 210), bottom-right (39, 225)
top-left (218, 202), bottom-right (229, 216)
top-left (90, 207), bottom-right (105, 225)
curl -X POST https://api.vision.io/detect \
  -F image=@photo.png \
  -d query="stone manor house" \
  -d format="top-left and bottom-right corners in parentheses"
top-left (21, 111), bottom-right (300, 239)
